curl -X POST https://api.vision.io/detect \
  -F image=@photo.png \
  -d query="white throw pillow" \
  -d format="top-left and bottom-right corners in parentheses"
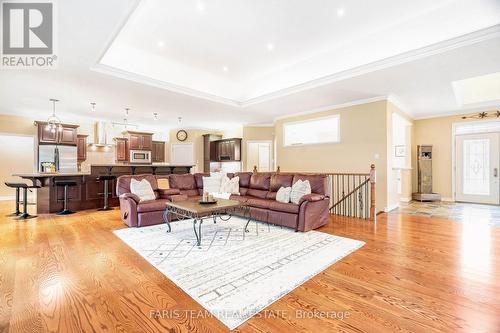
top-left (203, 176), bottom-right (222, 193)
top-left (130, 179), bottom-right (156, 202)
top-left (290, 180), bottom-right (312, 204)
top-left (220, 176), bottom-right (240, 194)
top-left (276, 186), bottom-right (292, 203)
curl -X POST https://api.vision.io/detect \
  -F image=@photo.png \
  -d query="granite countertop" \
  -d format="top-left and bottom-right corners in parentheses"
top-left (13, 172), bottom-right (91, 178)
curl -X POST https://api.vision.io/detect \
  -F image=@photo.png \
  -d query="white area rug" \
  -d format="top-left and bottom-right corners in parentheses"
top-left (114, 216), bottom-right (365, 329)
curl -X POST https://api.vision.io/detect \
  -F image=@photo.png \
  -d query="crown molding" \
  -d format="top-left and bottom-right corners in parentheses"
top-left (91, 64), bottom-right (241, 107)
top-left (413, 103), bottom-right (500, 120)
top-left (273, 96), bottom-right (389, 122)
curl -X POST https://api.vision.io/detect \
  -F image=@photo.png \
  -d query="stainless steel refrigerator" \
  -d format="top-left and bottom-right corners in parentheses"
top-left (38, 145), bottom-right (78, 173)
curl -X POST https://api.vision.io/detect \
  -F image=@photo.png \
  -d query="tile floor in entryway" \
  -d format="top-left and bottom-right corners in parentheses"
top-left (389, 201), bottom-right (500, 226)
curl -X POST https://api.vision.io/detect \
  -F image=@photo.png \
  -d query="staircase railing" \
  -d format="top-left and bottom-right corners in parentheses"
top-left (328, 165), bottom-right (376, 220)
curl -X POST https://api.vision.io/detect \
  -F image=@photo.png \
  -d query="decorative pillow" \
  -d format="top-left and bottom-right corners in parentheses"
top-left (157, 178), bottom-right (169, 190)
top-left (220, 175), bottom-right (240, 194)
top-left (290, 180), bottom-right (312, 204)
top-left (203, 176), bottom-right (222, 193)
top-left (130, 179), bottom-right (156, 202)
top-left (276, 186), bottom-right (292, 203)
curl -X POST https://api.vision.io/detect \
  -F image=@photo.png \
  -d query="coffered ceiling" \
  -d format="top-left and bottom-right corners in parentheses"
top-left (0, 0), bottom-right (499, 129)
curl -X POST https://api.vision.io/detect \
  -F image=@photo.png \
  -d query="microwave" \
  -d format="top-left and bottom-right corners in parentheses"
top-left (130, 150), bottom-right (151, 163)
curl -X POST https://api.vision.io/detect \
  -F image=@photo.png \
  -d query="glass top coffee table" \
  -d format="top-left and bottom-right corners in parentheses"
top-left (163, 198), bottom-right (252, 247)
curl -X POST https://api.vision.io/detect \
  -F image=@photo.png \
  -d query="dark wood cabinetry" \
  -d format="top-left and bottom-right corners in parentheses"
top-left (114, 138), bottom-right (128, 162)
top-left (152, 141), bottom-right (165, 162)
top-left (77, 135), bottom-right (88, 161)
top-left (36, 122), bottom-right (79, 145)
top-left (202, 135), bottom-right (242, 171)
top-left (215, 138), bottom-right (241, 161)
top-left (124, 131), bottom-right (153, 150)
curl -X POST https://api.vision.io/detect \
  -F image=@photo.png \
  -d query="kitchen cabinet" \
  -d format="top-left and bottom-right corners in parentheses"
top-left (77, 135), bottom-right (88, 161)
top-left (124, 131), bottom-right (153, 150)
top-left (152, 141), bottom-right (165, 162)
top-left (37, 122), bottom-right (79, 145)
top-left (114, 138), bottom-right (128, 162)
top-left (208, 138), bottom-right (242, 162)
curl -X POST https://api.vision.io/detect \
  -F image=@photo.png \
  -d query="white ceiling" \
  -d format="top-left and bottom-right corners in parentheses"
top-left (0, 0), bottom-right (500, 130)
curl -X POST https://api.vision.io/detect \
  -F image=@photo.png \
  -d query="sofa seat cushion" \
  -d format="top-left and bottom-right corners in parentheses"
top-left (230, 194), bottom-right (250, 203)
top-left (269, 201), bottom-right (299, 214)
top-left (137, 199), bottom-right (169, 213)
top-left (247, 198), bottom-right (271, 209)
top-left (180, 189), bottom-right (200, 197)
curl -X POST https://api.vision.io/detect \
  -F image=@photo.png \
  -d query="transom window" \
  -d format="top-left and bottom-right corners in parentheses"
top-left (283, 115), bottom-right (340, 146)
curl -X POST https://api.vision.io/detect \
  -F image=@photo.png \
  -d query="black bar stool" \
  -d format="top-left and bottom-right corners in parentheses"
top-left (5, 182), bottom-right (25, 216)
top-left (55, 180), bottom-right (77, 215)
top-left (96, 175), bottom-right (116, 211)
top-left (5, 182), bottom-right (39, 219)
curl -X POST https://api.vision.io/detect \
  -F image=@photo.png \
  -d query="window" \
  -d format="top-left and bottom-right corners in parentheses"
top-left (283, 115), bottom-right (340, 146)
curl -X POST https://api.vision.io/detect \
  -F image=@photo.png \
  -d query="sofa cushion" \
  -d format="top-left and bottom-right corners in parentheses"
top-left (247, 198), bottom-right (271, 209)
top-left (266, 191), bottom-right (277, 200)
top-left (246, 188), bottom-right (268, 199)
top-left (235, 172), bottom-right (252, 187)
top-left (270, 174), bottom-right (294, 191)
top-left (137, 199), bottom-right (169, 213)
top-left (229, 194), bottom-right (250, 203)
top-left (169, 174), bottom-right (197, 190)
top-left (249, 173), bottom-right (271, 190)
top-left (292, 174), bottom-right (328, 195)
top-left (269, 201), bottom-right (299, 214)
top-left (194, 173), bottom-right (209, 189)
top-left (180, 189), bottom-right (200, 197)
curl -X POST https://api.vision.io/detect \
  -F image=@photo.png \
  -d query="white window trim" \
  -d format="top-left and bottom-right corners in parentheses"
top-left (282, 114), bottom-right (340, 147)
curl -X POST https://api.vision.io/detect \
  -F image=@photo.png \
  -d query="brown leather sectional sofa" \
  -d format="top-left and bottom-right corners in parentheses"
top-left (116, 172), bottom-right (330, 232)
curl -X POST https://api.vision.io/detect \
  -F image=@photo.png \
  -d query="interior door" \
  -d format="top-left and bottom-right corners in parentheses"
top-left (257, 143), bottom-right (271, 172)
top-left (456, 133), bottom-right (499, 204)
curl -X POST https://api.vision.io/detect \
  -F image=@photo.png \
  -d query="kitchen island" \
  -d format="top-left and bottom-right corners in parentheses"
top-left (13, 164), bottom-right (194, 214)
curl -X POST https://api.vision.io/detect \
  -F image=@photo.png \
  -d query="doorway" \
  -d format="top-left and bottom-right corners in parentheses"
top-left (247, 141), bottom-right (272, 172)
top-left (455, 133), bottom-right (499, 204)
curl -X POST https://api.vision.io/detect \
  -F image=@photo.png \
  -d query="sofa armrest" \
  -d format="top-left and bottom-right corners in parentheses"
top-left (299, 193), bottom-right (325, 205)
top-left (157, 188), bottom-right (181, 199)
top-left (120, 193), bottom-right (141, 203)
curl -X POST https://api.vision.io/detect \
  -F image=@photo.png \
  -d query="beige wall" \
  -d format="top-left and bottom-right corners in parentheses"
top-left (275, 100), bottom-right (389, 211)
top-left (412, 112), bottom-right (495, 200)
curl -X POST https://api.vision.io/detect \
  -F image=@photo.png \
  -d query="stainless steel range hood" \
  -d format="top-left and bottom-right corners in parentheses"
top-left (93, 121), bottom-right (111, 146)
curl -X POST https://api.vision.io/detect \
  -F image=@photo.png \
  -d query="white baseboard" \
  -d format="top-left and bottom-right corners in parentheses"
top-left (400, 197), bottom-right (412, 203)
top-left (384, 203), bottom-right (399, 212)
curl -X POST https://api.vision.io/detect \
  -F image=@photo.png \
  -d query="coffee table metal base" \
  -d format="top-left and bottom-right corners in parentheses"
top-left (163, 204), bottom-right (251, 247)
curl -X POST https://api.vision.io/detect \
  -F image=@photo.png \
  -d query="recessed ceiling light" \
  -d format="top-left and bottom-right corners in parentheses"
top-left (222, 66), bottom-right (228, 72)
top-left (267, 43), bottom-right (275, 51)
top-left (157, 40), bottom-right (165, 48)
top-left (196, 2), bottom-right (205, 11)
top-left (337, 8), bottom-right (345, 17)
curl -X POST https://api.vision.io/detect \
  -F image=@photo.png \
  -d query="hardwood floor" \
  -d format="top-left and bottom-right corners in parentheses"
top-left (0, 201), bottom-right (499, 333)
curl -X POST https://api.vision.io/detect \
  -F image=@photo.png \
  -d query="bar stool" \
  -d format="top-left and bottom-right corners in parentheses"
top-left (96, 175), bottom-right (116, 211)
top-left (4, 182), bottom-right (25, 216)
top-left (55, 180), bottom-right (77, 215)
top-left (4, 182), bottom-right (39, 219)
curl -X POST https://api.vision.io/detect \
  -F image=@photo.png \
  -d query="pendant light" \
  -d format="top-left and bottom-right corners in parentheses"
top-left (46, 99), bottom-right (63, 133)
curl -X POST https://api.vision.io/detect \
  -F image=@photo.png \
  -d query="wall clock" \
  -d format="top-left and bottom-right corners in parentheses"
top-left (176, 130), bottom-right (188, 141)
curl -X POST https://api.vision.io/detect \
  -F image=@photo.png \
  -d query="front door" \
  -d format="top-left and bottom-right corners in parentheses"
top-left (456, 133), bottom-right (500, 204)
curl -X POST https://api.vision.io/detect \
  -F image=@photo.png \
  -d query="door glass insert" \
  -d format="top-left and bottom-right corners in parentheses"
top-left (463, 138), bottom-right (490, 195)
